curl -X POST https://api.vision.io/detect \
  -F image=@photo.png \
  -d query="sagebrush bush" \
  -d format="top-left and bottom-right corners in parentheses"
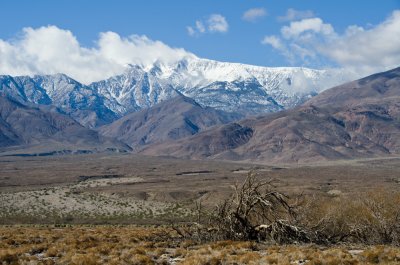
top-left (199, 172), bottom-right (400, 245)
top-left (296, 189), bottom-right (400, 245)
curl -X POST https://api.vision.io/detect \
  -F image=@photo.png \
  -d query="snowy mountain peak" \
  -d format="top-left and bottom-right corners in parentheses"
top-left (1, 57), bottom-right (353, 128)
top-left (94, 57), bottom-right (350, 115)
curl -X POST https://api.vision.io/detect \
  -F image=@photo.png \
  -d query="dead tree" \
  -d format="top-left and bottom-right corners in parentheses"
top-left (209, 172), bottom-right (309, 243)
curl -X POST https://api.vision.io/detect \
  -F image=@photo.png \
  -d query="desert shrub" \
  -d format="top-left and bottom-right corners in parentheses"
top-left (296, 189), bottom-right (400, 245)
top-left (192, 171), bottom-right (400, 245)
top-left (201, 172), bottom-right (309, 243)
top-left (356, 189), bottom-right (400, 245)
top-left (294, 195), bottom-right (361, 244)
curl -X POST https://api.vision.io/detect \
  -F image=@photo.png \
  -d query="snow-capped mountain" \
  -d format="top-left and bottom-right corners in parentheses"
top-left (91, 57), bottom-right (351, 115)
top-left (0, 57), bottom-right (352, 128)
top-left (0, 74), bottom-right (117, 128)
top-left (141, 66), bottom-right (400, 163)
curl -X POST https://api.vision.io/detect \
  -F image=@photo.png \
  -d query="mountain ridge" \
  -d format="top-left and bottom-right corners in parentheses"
top-left (0, 95), bottom-right (131, 155)
top-left (99, 93), bottom-right (242, 150)
top-left (0, 57), bottom-right (351, 128)
top-left (141, 66), bottom-right (400, 163)
top-left (0, 74), bottom-right (117, 128)
top-left (91, 57), bottom-right (351, 116)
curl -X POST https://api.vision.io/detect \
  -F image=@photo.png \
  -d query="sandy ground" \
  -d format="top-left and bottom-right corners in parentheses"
top-left (0, 175), bottom-right (190, 223)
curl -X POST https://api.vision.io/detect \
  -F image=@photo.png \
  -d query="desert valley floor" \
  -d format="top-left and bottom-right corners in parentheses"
top-left (1, 153), bottom-right (400, 224)
top-left (1, 154), bottom-right (400, 264)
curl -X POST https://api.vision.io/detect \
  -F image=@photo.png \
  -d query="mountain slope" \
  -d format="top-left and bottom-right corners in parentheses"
top-left (99, 94), bottom-right (242, 150)
top-left (305, 67), bottom-right (400, 108)
top-left (0, 74), bottom-right (118, 128)
top-left (0, 96), bottom-right (130, 154)
top-left (141, 67), bottom-right (400, 163)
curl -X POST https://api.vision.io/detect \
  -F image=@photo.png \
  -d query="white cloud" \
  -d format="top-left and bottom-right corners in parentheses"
top-left (196, 20), bottom-right (206, 33)
top-left (319, 10), bottom-right (400, 72)
top-left (242, 8), bottom-right (267, 22)
top-left (345, 25), bottom-right (365, 36)
top-left (278, 8), bottom-right (314, 22)
top-left (0, 26), bottom-right (195, 84)
top-left (261, 35), bottom-right (297, 64)
top-left (281, 18), bottom-right (334, 39)
top-left (264, 10), bottom-right (400, 76)
top-left (187, 21), bottom-right (206, 36)
top-left (186, 26), bottom-right (195, 36)
top-left (261, 35), bottom-right (283, 50)
top-left (187, 14), bottom-right (228, 36)
top-left (207, 14), bottom-right (229, 32)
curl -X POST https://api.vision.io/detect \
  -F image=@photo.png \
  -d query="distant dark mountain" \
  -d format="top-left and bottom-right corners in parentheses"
top-left (0, 96), bottom-right (130, 155)
top-left (99, 94), bottom-right (242, 150)
top-left (141, 67), bottom-right (400, 163)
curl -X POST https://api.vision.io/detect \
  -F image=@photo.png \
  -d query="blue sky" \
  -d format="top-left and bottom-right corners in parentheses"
top-left (0, 0), bottom-right (399, 83)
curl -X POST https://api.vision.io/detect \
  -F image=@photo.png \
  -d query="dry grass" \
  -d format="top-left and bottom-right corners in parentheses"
top-left (0, 226), bottom-right (399, 264)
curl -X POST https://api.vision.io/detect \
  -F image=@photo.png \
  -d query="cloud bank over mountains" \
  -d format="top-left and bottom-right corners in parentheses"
top-left (263, 10), bottom-right (400, 75)
top-left (0, 9), bottom-right (398, 85)
top-left (0, 26), bottom-right (195, 84)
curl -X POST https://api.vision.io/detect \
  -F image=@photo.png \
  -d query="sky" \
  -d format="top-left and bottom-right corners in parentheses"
top-left (0, 0), bottom-right (399, 83)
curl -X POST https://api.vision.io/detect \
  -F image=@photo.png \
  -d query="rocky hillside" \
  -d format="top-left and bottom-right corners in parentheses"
top-left (0, 96), bottom-right (130, 155)
top-left (99, 94), bottom-right (242, 150)
top-left (141, 67), bottom-right (400, 163)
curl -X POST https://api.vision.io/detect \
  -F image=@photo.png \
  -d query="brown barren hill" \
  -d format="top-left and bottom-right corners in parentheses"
top-left (142, 67), bottom-right (400, 163)
top-left (99, 94), bottom-right (241, 150)
top-left (0, 96), bottom-right (130, 155)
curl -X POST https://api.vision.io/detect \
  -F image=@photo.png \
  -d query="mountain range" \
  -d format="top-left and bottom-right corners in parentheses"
top-left (0, 57), bottom-right (350, 128)
top-left (142, 67), bottom-right (400, 163)
top-left (0, 57), bottom-right (398, 163)
top-left (91, 58), bottom-right (349, 116)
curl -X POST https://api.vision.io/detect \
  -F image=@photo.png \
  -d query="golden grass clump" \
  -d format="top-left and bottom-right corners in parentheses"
top-left (69, 253), bottom-right (100, 265)
top-left (0, 250), bottom-right (19, 264)
top-left (129, 254), bottom-right (154, 265)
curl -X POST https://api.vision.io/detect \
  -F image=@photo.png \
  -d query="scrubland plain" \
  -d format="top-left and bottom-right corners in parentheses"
top-left (1, 154), bottom-right (399, 264)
